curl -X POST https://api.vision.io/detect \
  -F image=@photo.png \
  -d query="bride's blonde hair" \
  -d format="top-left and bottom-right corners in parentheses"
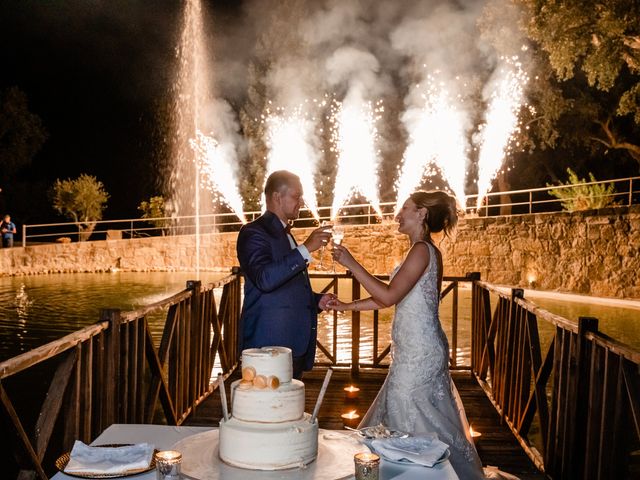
top-left (409, 190), bottom-right (458, 238)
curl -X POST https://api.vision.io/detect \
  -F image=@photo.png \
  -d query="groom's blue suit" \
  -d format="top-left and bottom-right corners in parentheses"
top-left (237, 210), bottom-right (322, 371)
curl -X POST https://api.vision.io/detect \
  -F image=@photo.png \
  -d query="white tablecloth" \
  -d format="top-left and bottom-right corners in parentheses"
top-left (51, 424), bottom-right (460, 480)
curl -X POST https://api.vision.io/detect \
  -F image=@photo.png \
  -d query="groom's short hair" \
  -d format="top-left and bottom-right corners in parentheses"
top-left (264, 170), bottom-right (300, 197)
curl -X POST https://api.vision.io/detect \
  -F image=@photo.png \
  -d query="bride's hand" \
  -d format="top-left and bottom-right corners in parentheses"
top-left (325, 297), bottom-right (348, 312)
top-left (331, 244), bottom-right (356, 269)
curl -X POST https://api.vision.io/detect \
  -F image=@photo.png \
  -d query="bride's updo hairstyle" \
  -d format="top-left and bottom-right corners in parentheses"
top-left (409, 190), bottom-right (458, 238)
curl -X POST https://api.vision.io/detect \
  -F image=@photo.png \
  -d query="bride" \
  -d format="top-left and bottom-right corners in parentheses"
top-left (328, 190), bottom-right (484, 479)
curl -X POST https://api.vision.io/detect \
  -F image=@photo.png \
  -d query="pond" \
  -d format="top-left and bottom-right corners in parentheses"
top-left (1, 273), bottom-right (639, 365)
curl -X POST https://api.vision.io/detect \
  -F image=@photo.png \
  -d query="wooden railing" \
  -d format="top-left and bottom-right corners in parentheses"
top-left (311, 271), bottom-right (476, 375)
top-left (0, 272), bottom-right (242, 480)
top-left (471, 281), bottom-right (640, 479)
top-left (5, 268), bottom-right (637, 479)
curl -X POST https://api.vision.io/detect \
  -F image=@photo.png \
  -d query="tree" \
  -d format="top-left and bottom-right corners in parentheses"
top-left (138, 195), bottom-right (170, 235)
top-left (0, 87), bottom-right (47, 183)
top-left (51, 174), bottom-right (109, 241)
top-left (518, 0), bottom-right (640, 165)
top-left (0, 87), bottom-right (48, 217)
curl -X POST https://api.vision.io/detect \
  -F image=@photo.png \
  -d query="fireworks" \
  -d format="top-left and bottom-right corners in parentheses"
top-left (330, 91), bottom-right (384, 220)
top-left (395, 74), bottom-right (468, 214)
top-left (264, 106), bottom-right (320, 221)
top-left (475, 57), bottom-right (529, 210)
top-left (189, 131), bottom-right (247, 224)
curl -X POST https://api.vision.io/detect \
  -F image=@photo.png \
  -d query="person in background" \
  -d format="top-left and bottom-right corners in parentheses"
top-left (236, 170), bottom-right (334, 379)
top-left (1, 214), bottom-right (16, 248)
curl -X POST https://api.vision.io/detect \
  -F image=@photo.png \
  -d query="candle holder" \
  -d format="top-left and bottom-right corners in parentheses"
top-left (344, 385), bottom-right (360, 399)
top-left (154, 450), bottom-right (182, 480)
top-left (341, 410), bottom-right (360, 429)
top-left (354, 452), bottom-right (380, 480)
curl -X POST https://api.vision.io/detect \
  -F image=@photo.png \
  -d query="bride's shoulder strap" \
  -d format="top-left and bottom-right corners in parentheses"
top-left (413, 240), bottom-right (433, 250)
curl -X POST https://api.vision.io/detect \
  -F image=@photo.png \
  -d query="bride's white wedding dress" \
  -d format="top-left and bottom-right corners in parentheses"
top-left (359, 241), bottom-right (485, 479)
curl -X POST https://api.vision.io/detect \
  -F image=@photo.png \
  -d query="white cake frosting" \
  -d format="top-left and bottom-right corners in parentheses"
top-left (219, 413), bottom-right (318, 470)
top-left (219, 346), bottom-right (319, 470)
top-left (231, 378), bottom-right (305, 423)
top-left (241, 346), bottom-right (293, 383)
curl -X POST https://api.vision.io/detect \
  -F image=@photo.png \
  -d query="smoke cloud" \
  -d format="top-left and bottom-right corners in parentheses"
top-left (201, 0), bottom-right (529, 209)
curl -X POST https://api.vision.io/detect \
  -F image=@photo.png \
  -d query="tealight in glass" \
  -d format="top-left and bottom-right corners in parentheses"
top-left (155, 450), bottom-right (182, 480)
top-left (354, 452), bottom-right (380, 480)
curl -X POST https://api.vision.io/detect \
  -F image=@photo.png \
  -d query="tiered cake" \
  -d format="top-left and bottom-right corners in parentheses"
top-left (218, 347), bottom-right (319, 470)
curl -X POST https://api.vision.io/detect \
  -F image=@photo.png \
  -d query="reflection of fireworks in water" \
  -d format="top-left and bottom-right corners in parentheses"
top-left (264, 105), bottom-right (320, 221)
top-left (475, 57), bottom-right (528, 209)
top-left (189, 131), bottom-right (247, 224)
top-left (330, 93), bottom-right (384, 220)
top-left (395, 73), bottom-right (468, 213)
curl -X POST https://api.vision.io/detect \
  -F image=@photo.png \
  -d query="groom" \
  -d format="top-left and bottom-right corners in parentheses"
top-left (236, 170), bottom-right (334, 379)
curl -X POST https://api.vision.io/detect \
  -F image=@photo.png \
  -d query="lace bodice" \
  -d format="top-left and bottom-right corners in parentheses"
top-left (360, 241), bottom-right (484, 479)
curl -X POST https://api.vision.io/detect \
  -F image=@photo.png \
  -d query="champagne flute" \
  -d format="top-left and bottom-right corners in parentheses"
top-left (331, 226), bottom-right (344, 272)
top-left (318, 220), bottom-right (331, 269)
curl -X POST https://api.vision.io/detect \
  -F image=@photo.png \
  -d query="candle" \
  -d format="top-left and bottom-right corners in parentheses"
top-left (470, 426), bottom-right (482, 445)
top-left (341, 410), bottom-right (360, 429)
top-left (154, 450), bottom-right (182, 480)
top-left (218, 373), bottom-right (229, 421)
top-left (354, 452), bottom-right (380, 480)
top-left (310, 368), bottom-right (333, 424)
top-left (344, 385), bottom-right (360, 399)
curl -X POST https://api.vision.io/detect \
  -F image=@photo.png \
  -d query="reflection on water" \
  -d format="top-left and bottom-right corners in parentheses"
top-left (1, 274), bottom-right (638, 365)
top-left (0, 272), bottom-right (228, 362)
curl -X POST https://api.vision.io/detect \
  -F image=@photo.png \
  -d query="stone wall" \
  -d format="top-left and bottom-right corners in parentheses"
top-left (1, 205), bottom-right (638, 299)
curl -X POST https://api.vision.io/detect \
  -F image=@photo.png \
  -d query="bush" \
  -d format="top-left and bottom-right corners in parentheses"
top-left (547, 168), bottom-right (617, 212)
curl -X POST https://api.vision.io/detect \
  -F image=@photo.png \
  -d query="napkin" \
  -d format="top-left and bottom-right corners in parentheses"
top-left (65, 441), bottom-right (155, 475)
top-left (370, 434), bottom-right (449, 467)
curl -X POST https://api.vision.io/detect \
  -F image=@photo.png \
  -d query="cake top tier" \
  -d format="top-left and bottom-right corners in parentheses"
top-left (242, 347), bottom-right (293, 383)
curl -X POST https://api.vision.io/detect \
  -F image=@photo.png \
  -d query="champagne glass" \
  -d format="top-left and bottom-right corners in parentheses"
top-left (331, 226), bottom-right (344, 272)
top-left (318, 220), bottom-right (331, 269)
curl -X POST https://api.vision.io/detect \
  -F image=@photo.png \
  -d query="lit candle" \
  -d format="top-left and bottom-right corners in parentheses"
top-left (470, 426), bottom-right (482, 445)
top-left (354, 452), bottom-right (380, 480)
top-left (154, 450), bottom-right (182, 480)
top-left (344, 385), bottom-right (360, 399)
top-left (341, 410), bottom-right (360, 429)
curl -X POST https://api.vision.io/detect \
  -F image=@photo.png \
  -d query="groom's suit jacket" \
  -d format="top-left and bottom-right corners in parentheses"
top-left (236, 210), bottom-right (322, 369)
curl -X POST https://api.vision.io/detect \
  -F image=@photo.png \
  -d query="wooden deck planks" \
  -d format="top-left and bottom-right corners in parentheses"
top-left (185, 367), bottom-right (547, 479)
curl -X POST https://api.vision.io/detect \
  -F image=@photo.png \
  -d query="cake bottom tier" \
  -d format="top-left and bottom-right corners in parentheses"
top-left (219, 413), bottom-right (318, 470)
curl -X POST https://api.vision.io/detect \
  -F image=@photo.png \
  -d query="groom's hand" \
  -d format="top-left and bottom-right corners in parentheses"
top-left (303, 226), bottom-right (332, 253)
top-left (318, 293), bottom-right (337, 310)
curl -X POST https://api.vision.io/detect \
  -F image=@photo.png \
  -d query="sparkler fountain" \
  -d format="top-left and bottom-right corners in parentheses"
top-left (475, 58), bottom-right (529, 210)
top-left (330, 89), bottom-right (384, 221)
top-left (395, 73), bottom-right (469, 213)
top-left (264, 105), bottom-right (321, 220)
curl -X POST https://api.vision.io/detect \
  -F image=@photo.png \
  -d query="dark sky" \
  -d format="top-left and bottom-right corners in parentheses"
top-left (0, 0), bottom-right (243, 223)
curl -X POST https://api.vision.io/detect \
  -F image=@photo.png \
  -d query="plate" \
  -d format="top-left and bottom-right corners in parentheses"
top-left (357, 426), bottom-right (409, 440)
top-left (55, 444), bottom-right (157, 479)
top-left (382, 448), bottom-right (450, 467)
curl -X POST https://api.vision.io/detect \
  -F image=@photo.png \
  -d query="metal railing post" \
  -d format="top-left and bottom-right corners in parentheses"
top-left (22, 225), bottom-right (26, 248)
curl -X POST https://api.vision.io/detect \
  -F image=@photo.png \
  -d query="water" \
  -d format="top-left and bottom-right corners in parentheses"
top-left (1, 274), bottom-right (638, 365)
top-left (0, 271), bottom-right (229, 362)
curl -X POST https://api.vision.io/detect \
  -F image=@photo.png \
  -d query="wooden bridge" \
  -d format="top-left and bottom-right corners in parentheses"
top-left (1, 271), bottom-right (638, 479)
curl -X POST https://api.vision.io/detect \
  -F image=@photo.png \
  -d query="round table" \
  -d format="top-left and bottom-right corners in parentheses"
top-left (173, 429), bottom-right (369, 480)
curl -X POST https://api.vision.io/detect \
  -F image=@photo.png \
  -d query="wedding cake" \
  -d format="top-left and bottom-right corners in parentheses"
top-left (218, 346), bottom-right (319, 470)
